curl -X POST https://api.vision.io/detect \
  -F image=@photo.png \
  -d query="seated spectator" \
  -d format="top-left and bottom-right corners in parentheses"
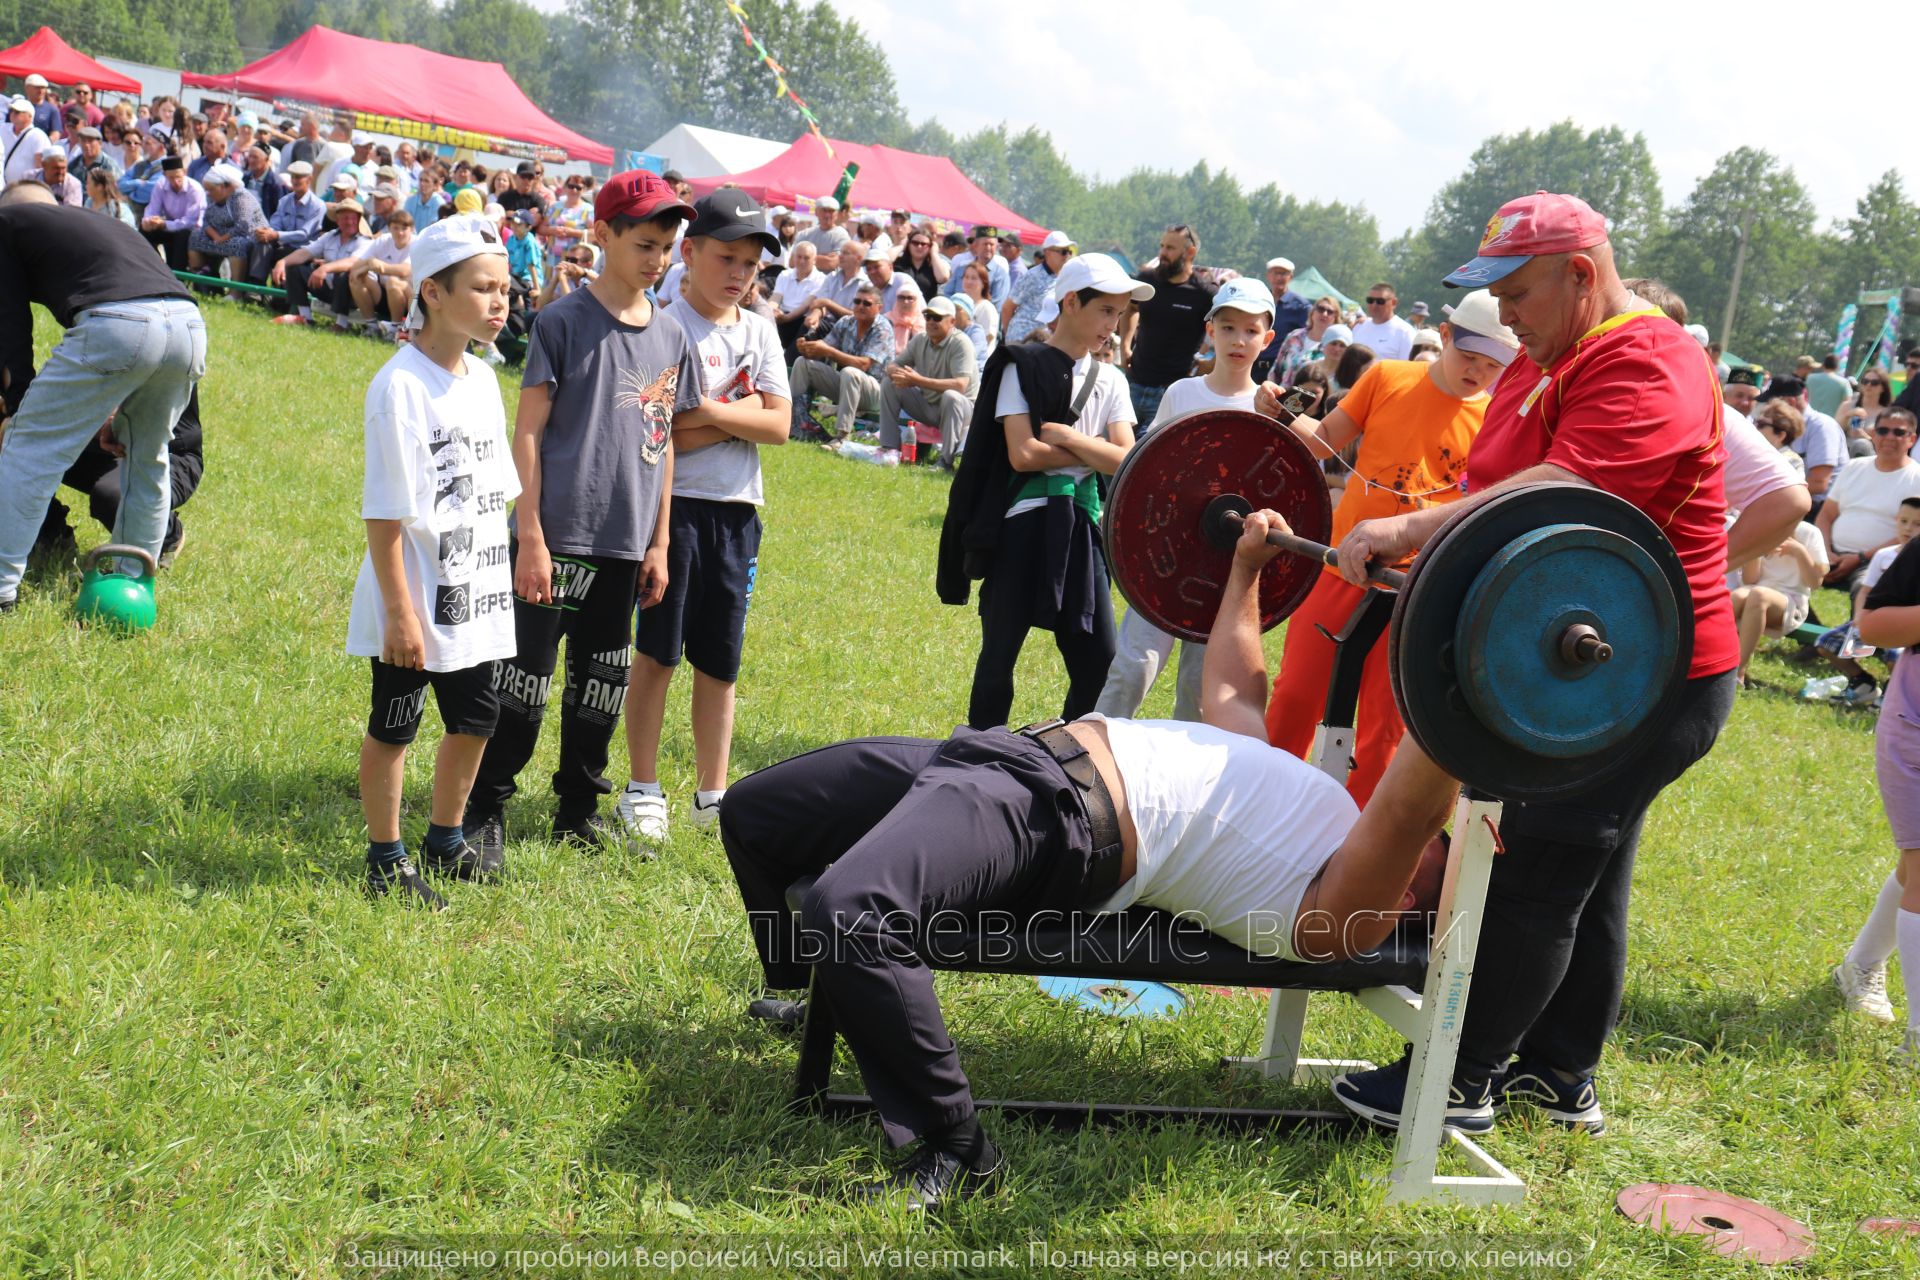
top-left (85, 167), bottom-right (136, 227)
top-left (894, 226), bottom-right (944, 301)
top-left (346, 209), bottom-right (415, 332)
top-left (805, 238), bottom-right (868, 330)
top-left (879, 294), bottom-right (978, 465)
top-left (241, 141), bottom-right (286, 220)
top-left (942, 226), bottom-right (1010, 306)
top-left (790, 283), bottom-right (893, 438)
top-left (364, 183), bottom-right (401, 233)
top-left (1731, 519), bottom-right (1827, 685)
top-left (276, 113), bottom-right (324, 171)
top-left (34, 388), bottom-right (203, 570)
top-left (1265, 295), bottom-right (1340, 386)
top-left (139, 156), bottom-right (204, 269)
top-left (187, 128), bottom-right (229, 183)
top-left (1327, 341), bottom-right (1375, 407)
top-left (38, 145), bottom-right (82, 205)
top-left (499, 160), bottom-right (548, 218)
top-left (1840, 369), bottom-right (1897, 455)
top-left (318, 130), bottom-right (374, 195)
top-left (118, 127), bottom-right (169, 217)
top-left (1753, 399), bottom-right (1807, 477)
top-left (1761, 374), bottom-right (1848, 509)
top-left (853, 212), bottom-right (891, 258)
top-left (187, 163), bottom-right (264, 275)
top-left (1410, 328), bottom-right (1442, 362)
top-left (1318, 324), bottom-right (1352, 378)
top-left (1817, 407), bottom-right (1920, 595)
top-left (951, 292), bottom-right (991, 364)
top-left (70, 126), bottom-right (119, 183)
top-left (68, 82), bottom-right (105, 129)
top-left (404, 165), bottom-right (447, 229)
top-left (770, 240), bottom-right (825, 357)
top-left (887, 279), bottom-right (925, 354)
top-left (542, 176), bottom-right (590, 259)
top-left (958, 259), bottom-right (998, 351)
top-left (249, 159), bottom-right (324, 283)
top-left (443, 159), bottom-right (477, 203)
top-left (863, 247), bottom-right (909, 311)
top-left (393, 141), bottom-right (420, 187)
top-left (3, 97), bottom-right (51, 186)
top-left (998, 230), bottom-right (1026, 286)
top-left (538, 242), bottom-right (597, 310)
top-left (270, 197), bottom-right (372, 324)
top-left (485, 169), bottom-right (513, 202)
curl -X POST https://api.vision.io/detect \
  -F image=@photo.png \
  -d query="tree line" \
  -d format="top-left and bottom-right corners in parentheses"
top-left (12, 0), bottom-right (1918, 373)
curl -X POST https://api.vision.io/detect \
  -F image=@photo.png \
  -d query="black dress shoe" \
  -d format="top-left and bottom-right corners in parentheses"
top-left (852, 1141), bottom-right (1003, 1210)
top-left (746, 995), bottom-right (807, 1030)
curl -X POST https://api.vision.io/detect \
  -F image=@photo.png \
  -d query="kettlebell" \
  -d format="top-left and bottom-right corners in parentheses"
top-left (74, 544), bottom-right (158, 633)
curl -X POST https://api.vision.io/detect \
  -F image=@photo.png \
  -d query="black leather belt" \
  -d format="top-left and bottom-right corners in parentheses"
top-left (1016, 720), bottom-right (1125, 894)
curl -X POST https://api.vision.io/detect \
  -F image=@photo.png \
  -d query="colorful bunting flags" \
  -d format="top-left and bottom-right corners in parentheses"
top-left (719, 1), bottom-right (833, 157)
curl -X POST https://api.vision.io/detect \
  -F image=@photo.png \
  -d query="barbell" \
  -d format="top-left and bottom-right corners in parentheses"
top-left (1101, 411), bottom-right (1693, 800)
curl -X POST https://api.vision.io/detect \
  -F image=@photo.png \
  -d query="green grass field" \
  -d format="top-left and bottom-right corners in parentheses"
top-left (1, 301), bottom-right (1916, 1279)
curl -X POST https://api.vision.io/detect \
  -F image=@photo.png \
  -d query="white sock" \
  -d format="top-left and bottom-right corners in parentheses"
top-left (1848, 872), bottom-right (1905, 970)
top-left (695, 788), bottom-right (725, 808)
top-left (625, 778), bottom-right (663, 794)
top-left (297, 306), bottom-right (311, 319)
top-left (1900, 910), bottom-right (1920, 1031)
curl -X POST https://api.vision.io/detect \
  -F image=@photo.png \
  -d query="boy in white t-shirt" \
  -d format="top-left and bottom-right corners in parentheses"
top-left (346, 208), bottom-right (415, 332)
top-left (345, 215), bottom-right (518, 908)
top-left (1095, 278), bottom-right (1277, 721)
top-left (620, 192), bottom-right (790, 847)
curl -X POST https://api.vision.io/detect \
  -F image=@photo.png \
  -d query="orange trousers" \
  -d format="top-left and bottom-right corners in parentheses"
top-left (1264, 572), bottom-right (1404, 805)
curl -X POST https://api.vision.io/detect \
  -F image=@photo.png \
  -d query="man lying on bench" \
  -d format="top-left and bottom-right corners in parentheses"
top-left (719, 509), bottom-right (1460, 1208)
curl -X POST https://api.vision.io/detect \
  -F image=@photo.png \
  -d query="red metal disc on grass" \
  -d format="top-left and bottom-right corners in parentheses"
top-left (1102, 411), bottom-right (1331, 643)
top-left (1860, 1218), bottom-right (1920, 1238)
top-left (1616, 1184), bottom-right (1814, 1265)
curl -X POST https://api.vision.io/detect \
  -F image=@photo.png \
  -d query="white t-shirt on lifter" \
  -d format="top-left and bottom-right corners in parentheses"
top-left (1145, 376), bottom-right (1257, 433)
top-left (995, 353), bottom-right (1135, 517)
top-left (1084, 715), bottom-right (1359, 963)
top-left (347, 345), bottom-right (519, 672)
top-left (663, 297), bottom-right (792, 506)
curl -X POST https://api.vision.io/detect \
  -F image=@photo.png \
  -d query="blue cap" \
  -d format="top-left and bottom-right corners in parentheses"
top-left (1207, 277), bottom-right (1276, 319)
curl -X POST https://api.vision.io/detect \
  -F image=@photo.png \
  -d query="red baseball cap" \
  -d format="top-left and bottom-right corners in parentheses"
top-left (594, 169), bottom-right (695, 224)
top-left (1444, 191), bottom-right (1609, 288)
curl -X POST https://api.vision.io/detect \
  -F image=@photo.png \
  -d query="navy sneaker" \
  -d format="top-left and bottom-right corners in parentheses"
top-left (1494, 1056), bottom-right (1606, 1134)
top-left (462, 809), bottom-right (506, 875)
top-left (1330, 1048), bottom-right (1494, 1134)
top-left (552, 811), bottom-right (619, 850)
top-left (365, 854), bottom-right (447, 911)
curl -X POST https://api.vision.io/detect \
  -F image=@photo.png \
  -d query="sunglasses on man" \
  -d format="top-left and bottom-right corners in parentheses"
top-left (1366, 296), bottom-right (1391, 306)
top-left (1875, 425), bottom-right (1913, 437)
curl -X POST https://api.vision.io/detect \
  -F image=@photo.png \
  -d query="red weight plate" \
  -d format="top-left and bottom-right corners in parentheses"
top-left (1860, 1218), bottom-right (1920, 1238)
top-left (1103, 411), bottom-right (1332, 643)
top-left (1616, 1184), bottom-right (1814, 1265)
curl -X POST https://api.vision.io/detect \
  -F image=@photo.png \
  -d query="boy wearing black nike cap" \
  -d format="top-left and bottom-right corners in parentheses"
top-left (620, 191), bottom-right (792, 851)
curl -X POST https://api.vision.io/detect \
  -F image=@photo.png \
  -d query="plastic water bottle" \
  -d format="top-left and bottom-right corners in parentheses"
top-left (1801, 674), bottom-right (1849, 701)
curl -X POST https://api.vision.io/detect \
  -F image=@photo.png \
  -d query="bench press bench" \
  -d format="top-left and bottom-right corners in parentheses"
top-left (781, 592), bottom-right (1525, 1205)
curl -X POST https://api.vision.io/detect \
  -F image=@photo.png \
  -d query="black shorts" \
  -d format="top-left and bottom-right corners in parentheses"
top-left (367, 658), bottom-right (501, 745)
top-left (634, 497), bottom-right (761, 682)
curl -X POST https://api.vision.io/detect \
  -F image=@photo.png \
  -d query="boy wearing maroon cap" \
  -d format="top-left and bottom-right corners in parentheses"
top-left (462, 171), bottom-right (706, 866)
top-left (1328, 191), bottom-right (1738, 1137)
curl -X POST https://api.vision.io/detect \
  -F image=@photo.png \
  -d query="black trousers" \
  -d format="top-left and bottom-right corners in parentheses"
top-left (283, 262), bottom-right (352, 315)
top-left (468, 546), bottom-right (638, 821)
top-left (968, 505), bottom-right (1117, 730)
top-left (143, 226), bottom-right (192, 272)
top-left (38, 442), bottom-right (201, 550)
top-left (1456, 670), bottom-right (1738, 1078)
top-left (720, 729), bottom-right (1119, 1146)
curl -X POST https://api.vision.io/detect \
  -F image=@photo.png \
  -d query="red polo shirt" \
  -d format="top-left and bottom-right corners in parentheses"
top-left (1466, 309), bottom-right (1736, 678)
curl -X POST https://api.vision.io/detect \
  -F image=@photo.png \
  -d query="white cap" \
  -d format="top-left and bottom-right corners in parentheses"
top-left (405, 214), bottom-right (508, 330)
top-left (24, 73), bottom-right (48, 88)
top-left (1207, 277), bottom-right (1276, 319)
top-left (6, 96), bottom-right (29, 113)
top-left (1322, 324), bottom-right (1354, 345)
top-left (864, 245), bottom-right (891, 263)
top-left (950, 292), bottom-right (975, 317)
top-left (1684, 322), bottom-right (1710, 348)
top-left (351, 130), bottom-right (372, 146)
top-left (1441, 289), bottom-right (1522, 366)
top-left (769, 204), bottom-right (791, 217)
top-left (1266, 256), bottom-right (1295, 273)
top-left (1053, 252), bottom-right (1154, 303)
top-left (1041, 230), bottom-right (1076, 251)
top-left (924, 295), bottom-right (957, 318)
top-left (37, 142), bottom-right (63, 162)
top-left (203, 162), bottom-right (245, 188)
top-left (483, 201), bottom-right (505, 225)
top-left (1411, 328), bottom-right (1443, 351)
top-left (815, 195), bottom-right (840, 210)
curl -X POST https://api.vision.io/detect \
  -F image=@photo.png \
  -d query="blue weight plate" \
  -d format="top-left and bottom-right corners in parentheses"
top-left (1389, 484), bottom-right (1692, 801)
top-left (1454, 525), bottom-right (1681, 757)
top-left (1036, 975), bottom-right (1188, 1018)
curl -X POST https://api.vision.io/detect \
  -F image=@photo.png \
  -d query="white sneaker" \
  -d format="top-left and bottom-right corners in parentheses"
top-left (615, 782), bottom-right (668, 857)
top-left (690, 792), bottom-right (723, 830)
top-left (1834, 960), bottom-right (1897, 1022)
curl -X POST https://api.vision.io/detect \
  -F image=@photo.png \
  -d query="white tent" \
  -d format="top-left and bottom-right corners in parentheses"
top-left (641, 122), bottom-right (789, 180)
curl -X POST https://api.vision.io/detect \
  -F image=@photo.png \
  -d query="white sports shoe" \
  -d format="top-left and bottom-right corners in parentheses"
top-left (690, 792), bottom-right (723, 830)
top-left (1834, 960), bottom-right (1897, 1023)
top-left (615, 782), bottom-right (668, 857)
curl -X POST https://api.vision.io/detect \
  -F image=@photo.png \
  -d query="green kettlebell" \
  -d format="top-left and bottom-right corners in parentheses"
top-left (74, 544), bottom-right (158, 633)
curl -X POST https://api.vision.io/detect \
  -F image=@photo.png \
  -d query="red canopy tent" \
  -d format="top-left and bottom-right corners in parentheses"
top-left (0, 26), bottom-right (141, 94)
top-left (688, 133), bottom-right (1048, 244)
top-left (182, 25), bottom-right (611, 164)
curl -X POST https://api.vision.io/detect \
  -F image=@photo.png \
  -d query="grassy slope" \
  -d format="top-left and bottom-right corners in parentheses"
top-left (0, 302), bottom-right (1915, 1278)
